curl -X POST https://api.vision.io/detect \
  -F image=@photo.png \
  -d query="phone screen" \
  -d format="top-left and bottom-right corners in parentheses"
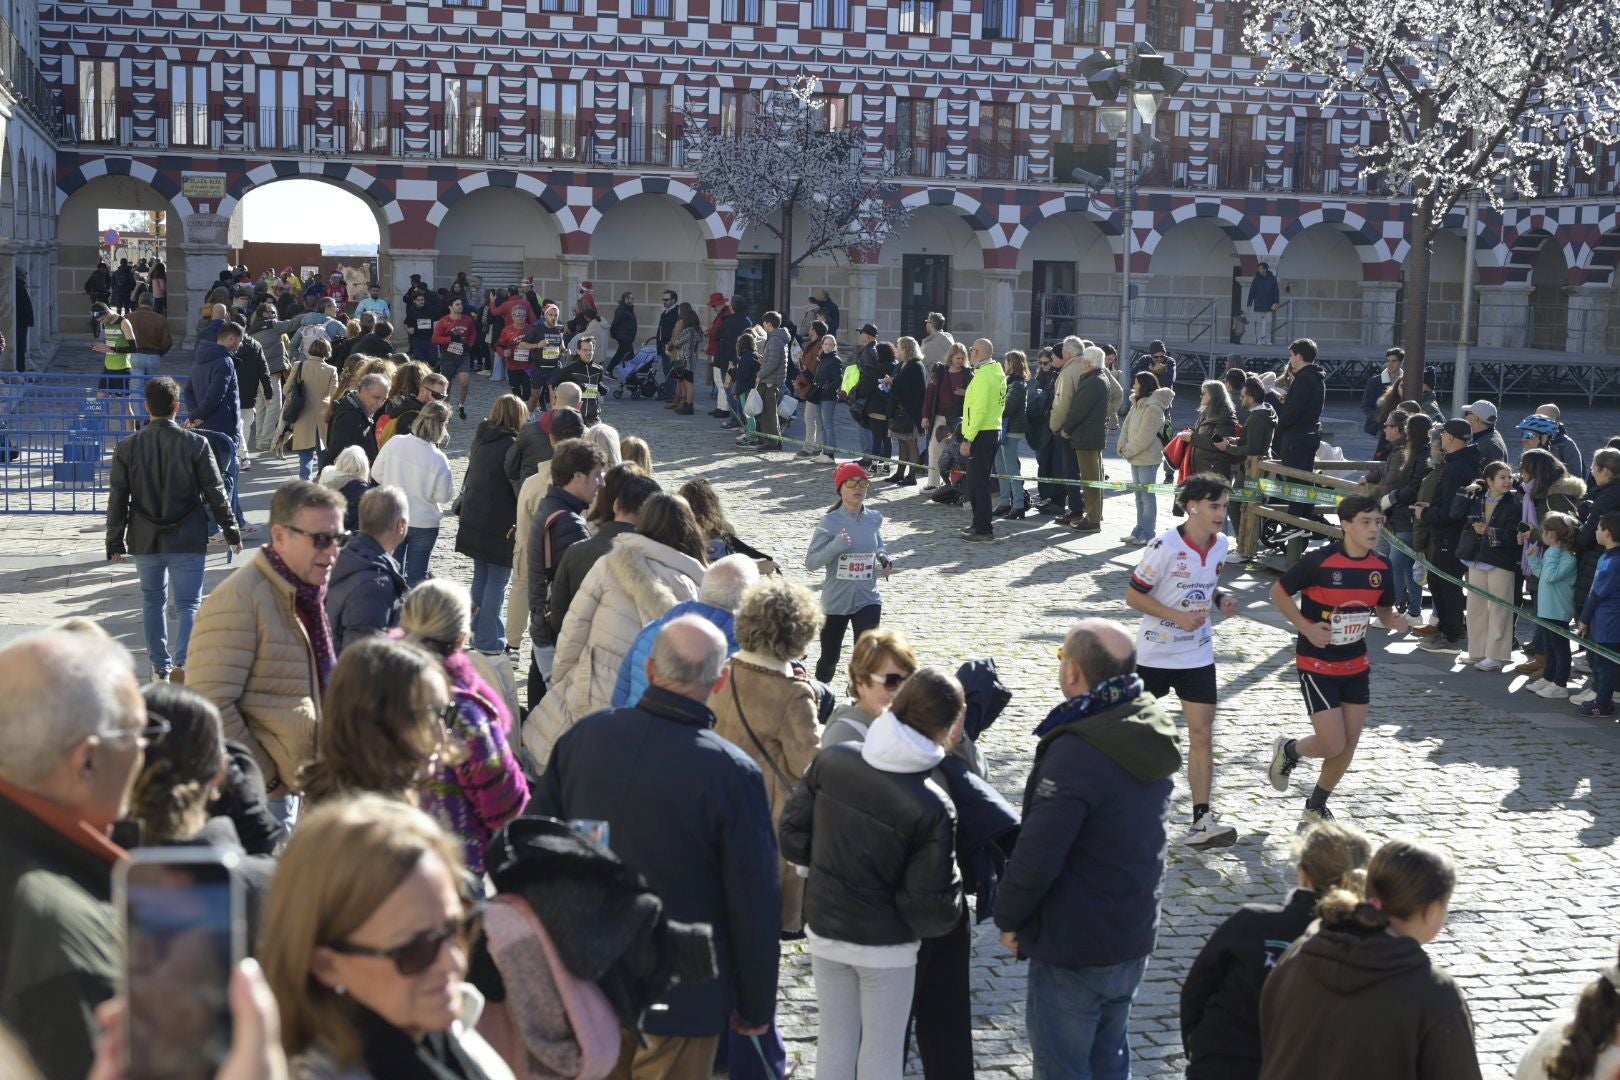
top-left (121, 854), bottom-right (241, 1080)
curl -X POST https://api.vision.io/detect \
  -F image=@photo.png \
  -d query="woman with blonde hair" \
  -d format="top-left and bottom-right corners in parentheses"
top-left (1182, 821), bottom-right (1373, 1079)
top-left (401, 580), bottom-right (529, 875)
top-left (712, 578), bottom-right (824, 933)
top-left (372, 401), bottom-right (456, 587)
top-left (280, 335), bottom-right (338, 481)
top-left (455, 394), bottom-right (528, 654)
top-left (298, 637), bottom-right (455, 806)
top-left (821, 628), bottom-right (919, 746)
top-left (620, 434), bottom-right (653, 474)
top-left (584, 420), bottom-right (623, 466)
top-left (260, 795), bottom-right (512, 1080)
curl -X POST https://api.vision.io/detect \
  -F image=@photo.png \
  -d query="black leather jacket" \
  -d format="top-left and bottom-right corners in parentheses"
top-left (779, 741), bottom-right (962, 946)
top-left (106, 418), bottom-right (238, 558)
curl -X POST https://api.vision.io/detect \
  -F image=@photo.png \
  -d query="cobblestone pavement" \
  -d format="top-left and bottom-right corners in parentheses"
top-left (6, 371), bottom-right (1620, 1079)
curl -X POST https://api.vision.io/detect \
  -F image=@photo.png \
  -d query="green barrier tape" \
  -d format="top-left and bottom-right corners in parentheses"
top-left (1381, 530), bottom-right (1620, 669)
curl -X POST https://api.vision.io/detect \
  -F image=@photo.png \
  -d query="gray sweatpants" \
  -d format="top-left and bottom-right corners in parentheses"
top-left (811, 954), bottom-right (916, 1080)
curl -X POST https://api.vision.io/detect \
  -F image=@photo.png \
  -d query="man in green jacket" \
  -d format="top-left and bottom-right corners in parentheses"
top-left (960, 337), bottom-right (1007, 542)
top-left (0, 631), bottom-right (147, 1079)
top-left (1059, 345), bottom-right (1111, 533)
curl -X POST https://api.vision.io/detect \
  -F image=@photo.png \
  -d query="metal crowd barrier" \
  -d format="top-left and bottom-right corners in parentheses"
top-left (0, 372), bottom-right (187, 514)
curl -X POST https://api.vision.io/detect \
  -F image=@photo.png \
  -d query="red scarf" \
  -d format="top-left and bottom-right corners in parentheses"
top-left (261, 546), bottom-right (337, 693)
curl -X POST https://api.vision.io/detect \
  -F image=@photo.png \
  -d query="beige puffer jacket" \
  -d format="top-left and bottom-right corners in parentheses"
top-left (1117, 387), bottom-right (1175, 466)
top-left (187, 550), bottom-right (321, 790)
top-left (522, 533), bottom-right (704, 767)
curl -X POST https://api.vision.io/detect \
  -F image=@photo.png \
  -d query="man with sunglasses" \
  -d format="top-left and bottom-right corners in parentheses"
top-left (381, 371), bottom-right (448, 450)
top-left (191, 480), bottom-right (348, 827)
top-left (0, 631), bottom-right (150, 1079)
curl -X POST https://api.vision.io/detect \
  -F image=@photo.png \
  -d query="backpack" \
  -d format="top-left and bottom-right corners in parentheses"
top-left (1023, 384), bottom-right (1053, 451)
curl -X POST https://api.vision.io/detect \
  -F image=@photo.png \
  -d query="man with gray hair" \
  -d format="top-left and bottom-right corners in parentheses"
top-left (325, 484), bottom-right (410, 651)
top-left (0, 632), bottom-right (149, 1079)
top-left (533, 614), bottom-right (782, 1073)
top-left (324, 371), bottom-right (390, 467)
top-left (1051, 343), bottom-right (1110, 532)
top-left (612, 553), bottom-right (761, 707)
top-left (995, 617), bottom-right (1179, 1077)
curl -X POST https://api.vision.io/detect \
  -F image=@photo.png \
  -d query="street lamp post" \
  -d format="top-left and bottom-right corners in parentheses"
top-left (1079, 44), bottom-right (1186, 368)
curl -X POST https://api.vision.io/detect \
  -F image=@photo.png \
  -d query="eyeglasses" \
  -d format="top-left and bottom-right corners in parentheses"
top-left (283, 524), bottom-right (351, 550)
top-left (843, 479), bottom-right (871, 490)
top-left (328, 906), bottom-right (482, 976)
top-left (868, 672), bottom-right (907, 691)
top-left (429, 390), bottom-right (448, 401)
top-left (100, 716), bottom-right (170, 750)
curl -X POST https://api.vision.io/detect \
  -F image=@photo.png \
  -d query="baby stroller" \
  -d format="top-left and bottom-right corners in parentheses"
top-left (611, 340), bottom-right (663, 400)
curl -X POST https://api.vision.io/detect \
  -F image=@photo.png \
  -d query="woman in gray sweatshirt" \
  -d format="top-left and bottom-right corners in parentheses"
top-left (807, 462), bottom-right (890, 683)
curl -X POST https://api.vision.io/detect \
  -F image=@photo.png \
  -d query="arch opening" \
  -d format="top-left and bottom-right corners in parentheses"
top-left (230, 178), bottom-right (385, 298)
top-left (436, 185), bottom-right (562, 298)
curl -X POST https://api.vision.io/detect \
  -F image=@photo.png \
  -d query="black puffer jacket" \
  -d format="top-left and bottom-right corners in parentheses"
top-left (1575, 479), bottom-right (1620, 608)
top-left (779, 717), bottom-right (962, 947)
top-left (1003, 375), bottom-right (1029, 436)
top-left (322, 391), bottom-right (378, 467)
top-left (232, 332), bottom-right (273, 411)
top-left (106, 418), bottom-right (238, 557)
top-left (454, 422), bottom-right (521, 567)
top-left (1451, 487), bottom-right (1522, 570)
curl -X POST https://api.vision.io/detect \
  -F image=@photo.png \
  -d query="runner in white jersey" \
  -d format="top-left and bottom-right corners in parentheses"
top-left (1125, 473), bottom-right (1242, 850)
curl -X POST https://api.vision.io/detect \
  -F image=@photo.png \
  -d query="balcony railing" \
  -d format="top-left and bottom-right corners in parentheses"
top-left (972, 135), bottom-right (1023, 181)
top-left (0, 17), bottom-right (67, 136)
top-left (621, 121), bottom-right (676, 166)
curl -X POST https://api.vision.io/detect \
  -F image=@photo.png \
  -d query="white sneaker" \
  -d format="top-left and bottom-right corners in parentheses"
top-left (1536, 683), bottom-right (1570, 699)
top-left (1474, 658), bottom-right (1504, 672)
top-left (1525, 678), bottom-right (1548, 692)
top-left (1180, 813), bottom-right (1238, 850)
top-left (1570, 688), bottom-right (1598, 705)
top-left (240, 523), bottom-right (264, 537)
top-left (1299, 805), bottom-right (1338, 827)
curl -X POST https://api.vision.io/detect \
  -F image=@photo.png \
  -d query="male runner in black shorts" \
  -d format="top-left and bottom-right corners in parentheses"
top-left (1267, 494), bottom-right (1409, 822)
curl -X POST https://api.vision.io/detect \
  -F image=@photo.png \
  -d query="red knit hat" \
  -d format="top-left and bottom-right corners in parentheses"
top-left (708, 291), bottom-right (727, 307)
top-left (833, 462), bottom-right (870, 491)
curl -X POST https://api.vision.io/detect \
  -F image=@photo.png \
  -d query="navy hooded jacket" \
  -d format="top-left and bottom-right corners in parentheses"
top-left (184, 340), bottom-right (242, 441)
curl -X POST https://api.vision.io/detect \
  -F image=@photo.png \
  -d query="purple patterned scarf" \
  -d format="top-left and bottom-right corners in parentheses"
top-left (261, 545), bottom-right (337, 692)
top-left (1033, 673), bottom-right (1145, 737)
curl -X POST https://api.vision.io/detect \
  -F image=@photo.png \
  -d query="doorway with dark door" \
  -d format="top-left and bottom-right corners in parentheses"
top-left (734, 256), bottom-right (777, 323)
top-left (1031, 260), bottom-right (1077, 349)
top-left (901, 254), bottom-right (951, 341)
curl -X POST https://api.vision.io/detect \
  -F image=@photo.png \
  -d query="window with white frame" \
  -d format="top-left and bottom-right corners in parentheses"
top-left (812, 0), bottom-right (851, 29)
top-left (78, 59), bottom-right (117, 143)
top-left (444, 76), bottom-right (485, 157)
top-left (257, 69), bottom-right (300, 149)
top-left (171, 65), bottom-right (208, 148)
top-left (348, 73), bottom-right (389, 152)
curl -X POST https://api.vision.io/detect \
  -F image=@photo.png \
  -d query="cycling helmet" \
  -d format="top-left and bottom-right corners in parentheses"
top-left (1517, 414), bottom-right (1559, 437)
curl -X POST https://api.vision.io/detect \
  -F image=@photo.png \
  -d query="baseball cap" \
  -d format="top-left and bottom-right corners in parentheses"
top-left (1463, 400), bottom-right (1497, 423)
top-left (833, 462), bottom-right (871, 491)
top-left (1442, 418), bottom-right (1474, 441)
top-left (859, 322), bottom-right (880, 337)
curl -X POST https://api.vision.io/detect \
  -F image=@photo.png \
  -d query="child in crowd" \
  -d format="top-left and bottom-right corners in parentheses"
top-left (731, 334), bottom-right (762, 448)
top-left (1575, 511), bottom-right (1620, 718)
top-left (1526, 511), bottom-right (1580, 698)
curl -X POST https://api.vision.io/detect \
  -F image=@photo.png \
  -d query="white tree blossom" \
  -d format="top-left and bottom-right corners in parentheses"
top-left (681, 78), bottom-right (911, 302)
top-left (1243, 0), bottom-right (1620, 389)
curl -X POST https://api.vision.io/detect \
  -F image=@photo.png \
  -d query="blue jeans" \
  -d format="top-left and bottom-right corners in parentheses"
top-left (1388, 531), bottom-right (1422, 618)
top-left (1593, 644), bottom-right (1619, 706)
top-left (131, 352), bottom-right (162, 378)
top-left (1130, 463), bottom-right (1159, 540)
top-left (856, 420), bottom-right (873, 455)
top-left (394, 525), bottom-right (439, 587)
top-left (998, 434), bottom-right (1026, 510)
top-left (818, 400), bottom-right (840, 457)
top-left (470, 559), bottom-right (513, 653)
top-left (133, 552), bottom-right (206, 675)
top-left (1027, 956), bottom-right (1147, 1080)
top-left (227, 444), bottom-right (244, 528)
top-left (298, 448), bottom-right (318, 481)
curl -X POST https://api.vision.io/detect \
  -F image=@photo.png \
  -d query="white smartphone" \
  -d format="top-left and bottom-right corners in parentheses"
top-left (115, 847), bottom-right (245, 1080)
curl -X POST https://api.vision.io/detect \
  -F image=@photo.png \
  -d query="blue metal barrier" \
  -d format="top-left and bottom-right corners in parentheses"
top-left (0, 372), bottom-right (189, 513)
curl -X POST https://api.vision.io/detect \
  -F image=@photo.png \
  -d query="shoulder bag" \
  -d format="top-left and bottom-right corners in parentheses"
top-left (281, 361), bottom-right (309, 424)
top-left (730, 675), bottom-right (796, 790)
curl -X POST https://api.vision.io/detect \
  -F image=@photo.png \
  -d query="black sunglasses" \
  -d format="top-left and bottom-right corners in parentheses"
top-left (284, 524), bottom-right (351, 550)
top-left (429, 389), bottom-right (448, 401)
top-left (870, 673), bottom-right (907, 691)
top-left (328, 906), bottom-right (482, 976)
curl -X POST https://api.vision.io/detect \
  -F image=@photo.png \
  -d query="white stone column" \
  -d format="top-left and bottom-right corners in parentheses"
top-left (179, 242), bottom-right (231, 349)
top-left (850, 266), bottom-right (879, 336)
top-left (1359, 281), bottom-right (1402, 348)
top-left (383, 248), bottom-right (439, 342)
top-left (0, 241), bottom-right (16, 372)
top-left (1474, 281), bottom-right (1534, 349)
top-left (705, 258), bottom-right (738, 304)
top-left (1566, 284), bottom-right (1613, 355)
top-left (982, 269), bottom-right (1018, 354)
top-left (558, 254), bottom-right (594, 309)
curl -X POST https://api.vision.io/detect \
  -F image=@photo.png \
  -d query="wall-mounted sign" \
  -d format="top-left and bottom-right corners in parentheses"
top-left (181, 175), bottom-right (226, 199)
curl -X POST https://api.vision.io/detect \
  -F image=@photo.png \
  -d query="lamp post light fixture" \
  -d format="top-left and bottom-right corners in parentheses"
top-left (1079, 43), bottom-right (1187, 368)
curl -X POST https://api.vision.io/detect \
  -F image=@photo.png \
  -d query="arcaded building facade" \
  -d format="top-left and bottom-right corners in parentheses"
top-left (31, 0), bottom-right (1620, 360)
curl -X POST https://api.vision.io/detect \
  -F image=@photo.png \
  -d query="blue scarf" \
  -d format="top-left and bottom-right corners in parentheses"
top-left (1033, 673), bottom-right (1144, 738)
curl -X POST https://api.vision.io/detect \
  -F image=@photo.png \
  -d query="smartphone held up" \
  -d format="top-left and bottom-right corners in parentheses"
top-left (115, 848), bottom-right (245, 1080)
